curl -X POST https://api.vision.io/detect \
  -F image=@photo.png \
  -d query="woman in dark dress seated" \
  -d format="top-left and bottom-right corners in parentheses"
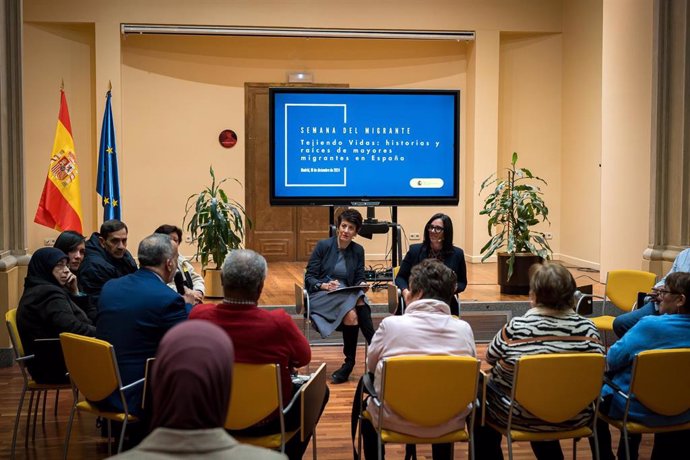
top-left (305, 209), bottom-right (375, 384)
top-left (16, 247), bottom-right (95, 384)
top-left (395, 213), bottom-right (467, 316)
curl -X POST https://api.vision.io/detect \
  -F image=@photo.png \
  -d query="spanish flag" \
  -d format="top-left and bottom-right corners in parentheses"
top-left (34, 89), bottom-right (84, 233)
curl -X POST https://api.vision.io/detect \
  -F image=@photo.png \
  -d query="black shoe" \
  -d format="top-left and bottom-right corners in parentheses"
top-left (331, 363), bottom-right (353, 384)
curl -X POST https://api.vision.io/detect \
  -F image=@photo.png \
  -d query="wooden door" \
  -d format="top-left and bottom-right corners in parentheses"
top-left (245, 83), bottom-right (345, 261)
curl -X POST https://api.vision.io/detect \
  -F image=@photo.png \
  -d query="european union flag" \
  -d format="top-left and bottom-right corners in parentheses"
top-left (96, 90), bottom-right (121, 221)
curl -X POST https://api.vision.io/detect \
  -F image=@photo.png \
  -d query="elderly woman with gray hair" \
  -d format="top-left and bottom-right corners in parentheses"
top-left (190, 249), bottom-right (325, 460)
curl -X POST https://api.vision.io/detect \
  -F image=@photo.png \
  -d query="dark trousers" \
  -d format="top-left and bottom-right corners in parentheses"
top-left (592, 418), bottom-right (690, 460)
top-left (230, 385), bottom-right (330, 460)
top-left (474, 423), bottom-right (566, 460)
top-left (360, 416), bottom-right (453, 460)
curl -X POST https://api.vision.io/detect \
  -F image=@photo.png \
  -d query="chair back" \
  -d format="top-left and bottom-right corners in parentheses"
top-left (387, 267), bottom-right (404, 314)
top-left (387, 283), bottom-right (400, 314)
top-left (141, 357), bottom-right (156, 410)
top-left (5, 308), bottom-right (25, 359)
top-left (300, 363), bottom-right (328, 442)
top-left (630, 348), bottom-right (690, 416)
top-left (295, 283), bottom-right (306, 316)
top-left (59, 333), bottom-right (121, 401)
top-left (381, 355), bottom-right (480, 426)
top-left (605, 270), bottom-right (657, 312)
top-left (513, 353), bottom-right (605, 424)
top-left (226, 363), bottom-right (282, 430)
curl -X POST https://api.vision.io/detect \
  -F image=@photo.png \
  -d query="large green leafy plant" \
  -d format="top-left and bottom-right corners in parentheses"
top-left (479, 152), bottom-right (552, 280)
top-left (184, 166), bottom-right (251, 269)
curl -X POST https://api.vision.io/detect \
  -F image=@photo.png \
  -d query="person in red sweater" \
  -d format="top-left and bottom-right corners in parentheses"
top-left (190, 249), bottom-right (326, 460)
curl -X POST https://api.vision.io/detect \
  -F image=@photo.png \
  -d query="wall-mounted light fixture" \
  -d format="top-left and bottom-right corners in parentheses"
top-left (288, 72), bottom-right (313, 83)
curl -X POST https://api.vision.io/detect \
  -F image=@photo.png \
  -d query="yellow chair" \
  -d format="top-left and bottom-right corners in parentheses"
top-left (599, 348), bottom-right (690, 460)
top-left (60, 332), bottom-right (144, 458)
top-left (226, 362), bottom-right (327, 457)
top-left (226, 363), bottom-right (295, 452)
top-left (577, 270), bottom-right (656, 343)
top-left (359, 355), bottom-right (481, 460)
top-left (5, 308), bottom-right (70, 459)
top-left (484, 353), bottom-right (606, 460)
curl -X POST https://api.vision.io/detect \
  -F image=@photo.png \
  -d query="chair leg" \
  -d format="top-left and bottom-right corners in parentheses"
top-left (41, 390), bottom-right (48, 428)
top-left (63, 401), bottom-right (77, 460)
top-left (31, 390), bottom-right (41, 441)
top-left (573, 438), bottom-right (577, 460)
top-left (117, 418), bottom-right (128, 454)
top-left (622, 427), bottom-right (630, 460)
top-left (10, 384), bottom-right (27, 459)
top-left (377, 433), bottom-right (383, 460)
top-left (305, 318), bottom-right (312, 373)
top-left (54, 389), bottom-right (60, 417)
top-left (311, 430), bottom-right (317, 460)
top-left (107, 420), bottom-right (113, 456)
top-left (25, 390), bottom-right (35, 447)
top-left (593, 430), bottom-right (600, 460)
top-left (357, 416), bottom-right (363, 460)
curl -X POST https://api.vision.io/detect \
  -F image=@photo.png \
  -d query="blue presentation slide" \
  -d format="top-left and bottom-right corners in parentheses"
top-left (272, 91), bottom-right (458, 201)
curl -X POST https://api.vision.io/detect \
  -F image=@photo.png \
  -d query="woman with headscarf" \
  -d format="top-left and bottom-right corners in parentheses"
top-left (108, 320), bottom-right (286, 459)
top-left (16, 247), bottom-right (95, 384)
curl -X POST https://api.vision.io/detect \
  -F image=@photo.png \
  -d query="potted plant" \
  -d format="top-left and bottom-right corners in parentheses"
top-left (184, 166), bottom-right (251, 297)
top-left (479, 152), bottom-right (552, 294)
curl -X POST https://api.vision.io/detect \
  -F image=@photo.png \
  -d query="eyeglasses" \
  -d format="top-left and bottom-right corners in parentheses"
top-left (654, 288), bottom-right (679, 296)
top-left (428, 225), bottom-right (445, 234)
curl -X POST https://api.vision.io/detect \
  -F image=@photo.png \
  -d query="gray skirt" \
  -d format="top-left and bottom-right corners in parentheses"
top-left (309, 288), bottom-right (368, 338)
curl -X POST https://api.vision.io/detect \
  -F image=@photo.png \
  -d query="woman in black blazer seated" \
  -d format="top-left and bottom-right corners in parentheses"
top-left (395, 213), bottom-right (468, 316)
top-left (305, 209), bottom-right (375, 384)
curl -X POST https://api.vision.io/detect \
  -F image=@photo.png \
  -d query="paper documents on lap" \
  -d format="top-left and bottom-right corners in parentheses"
top-left (326, 285), bottom-right (370, 295)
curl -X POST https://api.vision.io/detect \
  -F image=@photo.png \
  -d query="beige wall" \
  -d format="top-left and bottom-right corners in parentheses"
top-left (18, 0), bottom-right (659, 275)
top-left (497, 32), bottom-right (563, 257)
top-left (23, 23), bottom-right (96, 247)
top-left (560, 0), bottom-right (603, 270)
top-left (24, 0), bottom-right (563, 32)
top-left (600, 0), bottom-right (654, 275)
top-left (121, 35), bottom-right (468, 258)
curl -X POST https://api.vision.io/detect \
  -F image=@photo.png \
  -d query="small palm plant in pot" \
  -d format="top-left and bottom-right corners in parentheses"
top-left (479, 152), bottom-right (552, 294)
top-left (184, 166), bottom-right (251, 297)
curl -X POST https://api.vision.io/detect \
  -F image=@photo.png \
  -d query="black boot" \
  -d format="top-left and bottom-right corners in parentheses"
top-left (332, 325), bottom-right (358, 384)
top-left (356, 303), bottom-right (375, 344)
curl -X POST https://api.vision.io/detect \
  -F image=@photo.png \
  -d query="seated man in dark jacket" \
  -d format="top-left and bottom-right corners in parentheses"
top-left (78, 219), bottom-right (138, 314)
top-left (96, 234), bottom-right (195, 417)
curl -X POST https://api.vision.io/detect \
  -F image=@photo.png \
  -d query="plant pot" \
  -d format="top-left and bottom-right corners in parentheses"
top-left (203, 268), bottom-right (224, 298)
top-left (497, 252), bottom-right (543, 295)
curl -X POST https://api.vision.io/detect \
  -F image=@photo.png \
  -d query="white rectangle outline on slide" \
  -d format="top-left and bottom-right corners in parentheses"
top-left (284, 103), bottom-right (348, 187)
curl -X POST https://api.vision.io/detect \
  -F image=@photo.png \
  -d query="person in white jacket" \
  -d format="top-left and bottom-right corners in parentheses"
top-left (361, 258), bottom-right (476, 459)
top-left (154, 224), bottom-right (205, 304)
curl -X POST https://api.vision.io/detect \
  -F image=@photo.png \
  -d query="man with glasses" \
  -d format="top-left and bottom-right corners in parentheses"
top-left (594, 272), bottom-right (690, 459)
top-left (96, 234), bottom-right (195, 419)
top-left (613, 247), bottom-right (690, 337)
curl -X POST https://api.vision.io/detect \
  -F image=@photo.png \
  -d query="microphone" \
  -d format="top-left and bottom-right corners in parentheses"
top-left (173, 271), bottom-right (186, 295)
